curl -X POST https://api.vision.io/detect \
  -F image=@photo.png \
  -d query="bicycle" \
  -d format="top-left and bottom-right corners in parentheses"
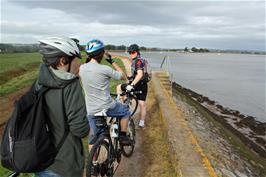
top-left (86, 110), bottom-right (136, 177)
top-left (111, 90), bottom-right (142, 117)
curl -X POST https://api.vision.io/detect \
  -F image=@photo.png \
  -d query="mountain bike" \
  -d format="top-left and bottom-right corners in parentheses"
top-left (86, 111), bottom-right (136, 177)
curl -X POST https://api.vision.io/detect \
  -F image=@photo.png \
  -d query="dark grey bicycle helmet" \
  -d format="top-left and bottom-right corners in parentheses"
top-left (127, 44), bottom-right (140, 54)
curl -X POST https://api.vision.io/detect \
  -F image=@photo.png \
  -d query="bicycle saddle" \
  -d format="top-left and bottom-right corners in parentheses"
top-left (94, 109), bottom-right (107, 117)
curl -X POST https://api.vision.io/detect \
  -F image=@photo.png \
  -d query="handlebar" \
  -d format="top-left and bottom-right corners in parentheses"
top-left (122, 90), bottom-right (142, 96)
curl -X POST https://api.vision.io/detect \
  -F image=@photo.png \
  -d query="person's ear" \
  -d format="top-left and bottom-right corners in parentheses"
top-left (59, 57), bottom-right (66, 66)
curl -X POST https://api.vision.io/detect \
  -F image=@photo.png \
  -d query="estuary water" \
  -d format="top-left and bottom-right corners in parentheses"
top-left (113, 52), bottom-right (265, 122)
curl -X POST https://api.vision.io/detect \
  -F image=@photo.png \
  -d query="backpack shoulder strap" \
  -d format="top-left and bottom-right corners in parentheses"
top-left (138, 57), bottom-right (148, 73)
top-left (37, 82), bottom-right (69, 152)
top-left (144, 59), bottom-right (148, 73)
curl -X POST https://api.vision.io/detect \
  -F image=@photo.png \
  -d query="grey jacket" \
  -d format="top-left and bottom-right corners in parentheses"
top-left (37, 64), bottom-right (89, 177)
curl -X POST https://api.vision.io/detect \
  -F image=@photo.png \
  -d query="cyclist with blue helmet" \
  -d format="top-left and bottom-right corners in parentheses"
top-left (79, 39), bottom-right (131, 149)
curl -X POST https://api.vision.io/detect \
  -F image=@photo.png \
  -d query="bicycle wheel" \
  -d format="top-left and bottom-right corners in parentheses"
top-left (87, 137), bottom-right (110, 177)
top-left (125, 96), bottom-right (138, 117)
top-left (121, 118), bottom-right (136, 157)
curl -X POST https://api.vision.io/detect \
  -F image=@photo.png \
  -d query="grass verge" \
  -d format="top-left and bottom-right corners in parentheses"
top-left (141, 84), bottom-right (177, 177)
top-left (0, 70), bottom-right (38, 96)
top-left (0, 53), bottom-right (41, 73)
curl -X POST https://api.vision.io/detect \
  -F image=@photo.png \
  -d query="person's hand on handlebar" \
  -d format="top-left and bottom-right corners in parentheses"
top-left (121, 83), bottom-right (134, 92)
top-left (126, 84), bottom-right (134, 92)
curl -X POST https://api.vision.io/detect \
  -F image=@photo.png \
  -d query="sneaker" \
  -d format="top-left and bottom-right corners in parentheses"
top-left (119, 134), bottom-right (132, 145)
top-left (138, 120), bottom-right (145, 128)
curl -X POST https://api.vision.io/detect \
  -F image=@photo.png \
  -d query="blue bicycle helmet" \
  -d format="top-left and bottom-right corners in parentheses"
top-left (85, 39), bottom-right (104, 56)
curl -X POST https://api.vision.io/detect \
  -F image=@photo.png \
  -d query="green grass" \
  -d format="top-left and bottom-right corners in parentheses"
top-left (0, 69), bottom-right (38, 96)
top-left (0, 53), bottom-right (41, 73)
top-left (107, 57), bottom-right (126, 93)
top-left (0, 52), bottom-right (126, 96)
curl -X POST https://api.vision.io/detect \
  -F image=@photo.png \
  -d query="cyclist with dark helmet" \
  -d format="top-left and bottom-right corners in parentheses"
top-left (120, 44), bottom-right (148, 128)
top-left (36, 36), bottom-right (89, 177)
top-left (79, 39), bottom-right (131, 149)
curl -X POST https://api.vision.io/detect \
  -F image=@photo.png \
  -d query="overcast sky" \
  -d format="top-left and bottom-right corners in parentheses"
top-left (1, 0), bottom-right (265, 51)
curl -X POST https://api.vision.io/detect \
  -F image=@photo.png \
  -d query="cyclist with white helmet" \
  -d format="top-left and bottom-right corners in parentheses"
top-left (79, 39), bottom-right (131, 148)
top-left (36, 36), bottom-right (89, 177)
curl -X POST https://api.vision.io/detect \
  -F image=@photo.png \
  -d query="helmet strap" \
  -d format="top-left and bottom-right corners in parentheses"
top-left (67, 58), bottom-right (73, 72)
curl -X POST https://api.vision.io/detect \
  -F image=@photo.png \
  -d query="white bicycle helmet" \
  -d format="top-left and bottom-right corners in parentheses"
top-left (39, 36), bottom-right (81, 60)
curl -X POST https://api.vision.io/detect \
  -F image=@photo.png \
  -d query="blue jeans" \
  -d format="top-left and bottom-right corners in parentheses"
top-left (35, 170), bottom-right (63, 177)
top-left (88, 101), bottom-right (130, 144)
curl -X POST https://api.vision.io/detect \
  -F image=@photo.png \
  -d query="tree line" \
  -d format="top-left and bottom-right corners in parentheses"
top-left (0, 43), bottom-right (162, 53)
top-left (184, 47), bottom-right (209, 53)
top-left (0, 44), bottom-right (39, 53)
top-left (1, 43), bottom-right (264, 54)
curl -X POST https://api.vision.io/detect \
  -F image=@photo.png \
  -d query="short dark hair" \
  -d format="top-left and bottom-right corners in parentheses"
top-left (48, 55), bottom-right (74, 69)
top-left (87, 49), bottom-right (105, 63)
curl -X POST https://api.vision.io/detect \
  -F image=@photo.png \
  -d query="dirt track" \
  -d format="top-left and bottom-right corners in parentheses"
top-left (114, 56), bottom-right (176, 177)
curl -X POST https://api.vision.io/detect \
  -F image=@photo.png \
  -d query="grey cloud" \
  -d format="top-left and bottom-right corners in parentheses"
top-left (10, 1), bottom-right (264, 27)
top-left (2, 0), bottom-right (265, 51)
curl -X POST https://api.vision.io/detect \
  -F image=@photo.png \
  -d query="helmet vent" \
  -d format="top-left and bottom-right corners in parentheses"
top-left (67, 41), bottom-right (73, 47)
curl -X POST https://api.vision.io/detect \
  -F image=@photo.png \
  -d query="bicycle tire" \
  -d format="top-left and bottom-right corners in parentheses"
top-left (125, 96), bottom-right (138, 117)
top-left (121, 119), bottom-right (136, 157)
top-left (87, 137), bottom-right (110, 177)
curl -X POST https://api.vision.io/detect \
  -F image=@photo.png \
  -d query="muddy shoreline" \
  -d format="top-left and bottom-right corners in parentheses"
top-left (172, 82), bottom-right (266, 158)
